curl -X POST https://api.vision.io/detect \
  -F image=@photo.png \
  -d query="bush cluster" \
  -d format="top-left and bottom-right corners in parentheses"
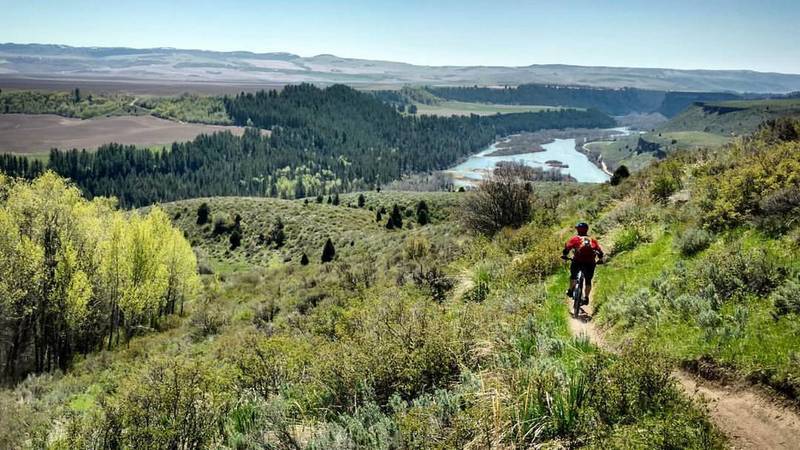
top-left (674, 227), bottom-right (714, 256)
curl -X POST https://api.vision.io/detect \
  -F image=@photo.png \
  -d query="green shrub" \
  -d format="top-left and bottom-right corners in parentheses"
top-left (650, 175), bottom-right (681, 202)
top-left (197, 202), bottom-right (211, 225)
top-left (612, 226), bottom-right (647, 254)
top-left (463, 281), bottom-right (489, 303)
top-left (674, 227), bottom-right (713, 256)
top-left (100, 357), bottom-right (233, 449)
top-left (771, 276), bottom-right (800, 317)
top-left (757, 187), bottom-right (800, 234)
top-left (696, 245), bottom-right (783, 301)
top-left (512, 238), bottom-right (562, 282)
top-left (602, 289), bottom-right (661, 330)
top-left (314, 295), bottom-right (464, 409)
top-left (230, 334), bottom-right (316, 400)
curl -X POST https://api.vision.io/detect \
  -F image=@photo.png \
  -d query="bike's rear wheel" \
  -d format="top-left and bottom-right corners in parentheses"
top-left (573, 273), bottom-right (583, 317)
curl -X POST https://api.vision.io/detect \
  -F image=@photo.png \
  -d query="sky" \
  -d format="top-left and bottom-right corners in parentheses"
top-left (1, 0), bottom-right (799, 73)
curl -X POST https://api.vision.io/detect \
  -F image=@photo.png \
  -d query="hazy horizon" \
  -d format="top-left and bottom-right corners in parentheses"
top-left (1, 0), bottom-right (799, 74)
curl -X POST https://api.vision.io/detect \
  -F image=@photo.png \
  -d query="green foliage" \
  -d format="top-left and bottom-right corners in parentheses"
top-left (321, 238), bottom-right (336, 263)
top-left (197, 202), bottom-right (211, 225)
top-left (190, 280), bottom-right (230, 339)
top-left (229, 229), bottom-right (242, 249)
top-left (609, 164), bottom-right (630, 186)
top-left (390, 203), bottom-right (403, 229)
top-left (3, 84), bottom-right (616, 207)
top-left (612, 225), bottom-right (648, 254)
top-left (696, 244), bottom-right (783, 301)
top-left (0, 172), bottom-right (199, 381)
top-left (674, 227), bottom-right (713, 256)
top-left (649, 159), bottom-right (683, 202)
top-left (771, 275), bottom-right (800, 317)
top-left (138, 93), bottom-right (233, 124)
top-left (661, 98), bottom-right (800, 136)
top-left (0, 89), bottom-right (137, 119)
top-left (416, 200), bottom-right (430, 226)
top-left (265, 217), bottom-right (286, 248)
top-left (100, 357), bottom-right (232, 449)
top-left (512, 231), bottom-right (563, 282)
top-left (695, 129), bottom-right (800, 230)
top-left (462, 162), bottom-right (534, 235)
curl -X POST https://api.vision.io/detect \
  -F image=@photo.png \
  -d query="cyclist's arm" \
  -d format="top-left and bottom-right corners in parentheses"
top-left (562, 237), bottom-right (578, 259)
top-left (592, 240), bottom-right (605, 261)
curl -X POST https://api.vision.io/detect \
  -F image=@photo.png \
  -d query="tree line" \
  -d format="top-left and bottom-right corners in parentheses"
top-left (0, 172), bottom-right (200, 382)
top-left (426, 84), bottom-right (753, 117)
top-left (0, 84), bottom-right (613, 207)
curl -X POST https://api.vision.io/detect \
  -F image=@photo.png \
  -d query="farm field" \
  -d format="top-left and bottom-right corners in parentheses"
top-left (0, 113), bottom-right (248, 153)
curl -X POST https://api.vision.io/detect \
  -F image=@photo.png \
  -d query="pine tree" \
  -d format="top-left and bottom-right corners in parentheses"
top-left (294, 177), bottom-right (306, 199)
top-left (316, 195), bottom-right (324, 203)
top-left (391, 204), bottom-right (403, 229)
top-left (610, 165), bottom-right (631, 186)
top-left (385, 217), bottom-right (395, 229)
top-left (197, 202), bottom-right (211, 225)
top-left (268, 217), bottom-right (286, 248)
top-left (376, 209), bottom-right (383, 222)
top-left (300, 253), bottom-right (309, 265)
top-left (321, 238), bottom-right (336, 263)
top-left (229, 230), bottom-right (242, 250)
top-left (333, 193), bottom-right (340, 206)
top-left (358, 193), bottom-right (366, 208)
top-left (416, 200), bottom-right (430, 225)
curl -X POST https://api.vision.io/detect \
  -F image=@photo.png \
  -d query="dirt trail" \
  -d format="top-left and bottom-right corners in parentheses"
top-left (567, 298), bottom-right (800, 449)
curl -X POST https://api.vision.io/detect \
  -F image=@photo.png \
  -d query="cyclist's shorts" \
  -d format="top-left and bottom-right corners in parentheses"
top-left (570, 261), bottom-right (596, 283)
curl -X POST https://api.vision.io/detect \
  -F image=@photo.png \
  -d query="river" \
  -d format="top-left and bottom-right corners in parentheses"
top-left (445, 127), bottom-right (631, 186)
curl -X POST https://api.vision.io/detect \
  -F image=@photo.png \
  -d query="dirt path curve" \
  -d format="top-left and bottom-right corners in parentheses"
top-left (567, 299), bottom-right (800, 449)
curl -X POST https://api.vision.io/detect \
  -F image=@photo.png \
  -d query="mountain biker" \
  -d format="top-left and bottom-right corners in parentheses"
top-left (561, 222), bottom-right (604, 305)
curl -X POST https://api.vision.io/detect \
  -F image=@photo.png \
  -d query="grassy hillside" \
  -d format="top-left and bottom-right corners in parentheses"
top-left (659, 98), bottom-right (800, 135)
top-left (588, 118), bottom-right (800, 401)
top-left (1, 178), bottom-right (729, 448)
top-left (3, 117), bottom-right (799, 448)
top-left (158, 192), bottom-right (462, 273)
top-left (585, 130), bottom-right (733, 172)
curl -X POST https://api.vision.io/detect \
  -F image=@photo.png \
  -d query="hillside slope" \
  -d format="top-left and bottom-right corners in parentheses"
top-left (3, 43), bottom-right (800, 92)
top-left (659, 98), bottom-right (800, 135)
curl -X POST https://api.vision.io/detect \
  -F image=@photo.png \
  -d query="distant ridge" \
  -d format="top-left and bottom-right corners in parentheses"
top-left (2, 43), bottom-right (800, 92)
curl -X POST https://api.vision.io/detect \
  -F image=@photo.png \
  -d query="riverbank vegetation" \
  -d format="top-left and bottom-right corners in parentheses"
top-left (0, 84), bottom-right (614, 207)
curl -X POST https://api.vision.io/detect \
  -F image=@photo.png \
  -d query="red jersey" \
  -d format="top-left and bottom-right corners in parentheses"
top-left (565, 235), bottom-right (603, 263)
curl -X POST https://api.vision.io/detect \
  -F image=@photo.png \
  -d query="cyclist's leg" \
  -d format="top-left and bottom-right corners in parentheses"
top-left (567, 260), bottom-right (579, 295)
top-left (582, 263), bottom-right (596, 302)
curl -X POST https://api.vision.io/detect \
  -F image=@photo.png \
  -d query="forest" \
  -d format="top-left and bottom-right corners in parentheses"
top-left (426, 84), bottom-right (750, 117)
top-left (0, 172), bottom-right (200, 382)
top-left (0, 84), bottom-right (614, 206)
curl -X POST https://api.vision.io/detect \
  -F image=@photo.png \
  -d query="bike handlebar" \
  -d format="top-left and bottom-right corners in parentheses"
top-left (562, 256), bottom-right (604, 264)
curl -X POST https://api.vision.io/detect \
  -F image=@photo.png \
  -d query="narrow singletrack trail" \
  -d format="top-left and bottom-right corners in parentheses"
top-left (567, 298), bottom-right (800, 449)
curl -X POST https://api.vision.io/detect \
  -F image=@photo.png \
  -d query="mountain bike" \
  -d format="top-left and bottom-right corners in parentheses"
top-left (570, 259), bottom-right (584, 318)
top-left (565, 257), bottom-right (602, 318)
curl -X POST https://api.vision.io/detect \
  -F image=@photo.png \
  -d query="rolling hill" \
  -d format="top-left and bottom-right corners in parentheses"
top-left (3, 43), bottom-right (800, 92)
top-left (658, 98), bottom-right (800, 135)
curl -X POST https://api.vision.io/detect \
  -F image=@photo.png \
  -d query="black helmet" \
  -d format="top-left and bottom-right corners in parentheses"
top-left (575, 222), bottom-right (589, 231)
